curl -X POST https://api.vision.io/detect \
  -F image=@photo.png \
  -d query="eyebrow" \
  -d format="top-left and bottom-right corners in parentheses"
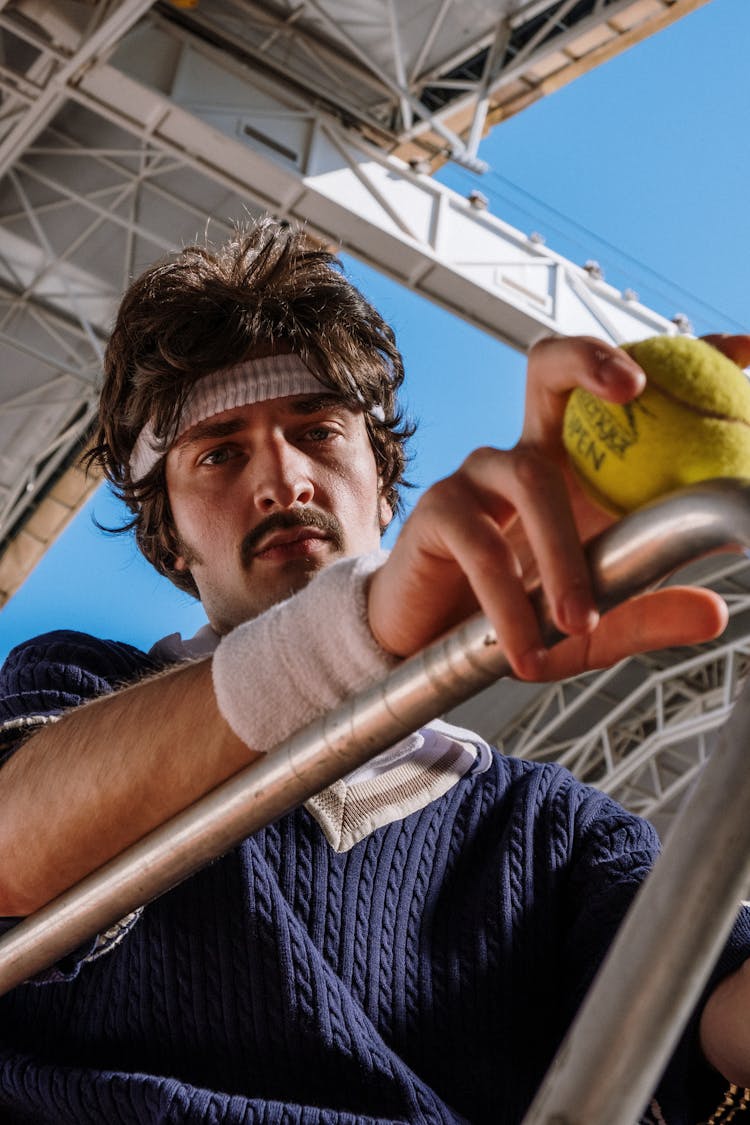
top-left (287, 393), bottom-right (351, 416)
top-left (175, 395), bottom-right (353, 449)
top-left (175, 417), bottom-right (248, 448)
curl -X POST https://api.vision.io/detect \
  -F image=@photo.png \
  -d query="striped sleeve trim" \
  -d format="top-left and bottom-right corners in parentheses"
top-left (83, 909), bottom-right (144, 965)
top-left (0, 713), bottom-right (61, 762)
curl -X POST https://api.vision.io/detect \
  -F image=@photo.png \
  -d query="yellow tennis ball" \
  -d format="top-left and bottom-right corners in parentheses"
top-left (562, 336), bottom-right (750, 513)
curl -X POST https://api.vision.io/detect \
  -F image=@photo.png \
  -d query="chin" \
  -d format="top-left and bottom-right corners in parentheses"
top-left (222, 559), bottom-right (329, 631)
top-left (273, 555), bottom-right (329, 601)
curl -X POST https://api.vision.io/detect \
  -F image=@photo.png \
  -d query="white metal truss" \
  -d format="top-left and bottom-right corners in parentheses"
top-left (0, 0), bottom-right (156, 169)
top-left (469, 556), bottom-right (750, 838)
top-left (74, 16), bottom-right (688, 349)
top-left (0, 2), bottom-right (701, 572)
top-left (151, 0), bottom-right (711, 169)
top-left (0, 112), bottom-right (247, 543)
top-left (0, 0), bottom-right (743, 843)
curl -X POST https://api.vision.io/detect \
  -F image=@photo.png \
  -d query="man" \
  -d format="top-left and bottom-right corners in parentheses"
top-left (0, 219), bottom-right (748, 1124)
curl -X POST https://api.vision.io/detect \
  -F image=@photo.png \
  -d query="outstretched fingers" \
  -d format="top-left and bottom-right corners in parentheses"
top-left (371, 334), bottom-right (734, 683)
top-left (370, 444), bottom-right (601, 676)
top-left (456, 446), bottom-right (599, 644)
top-left (536, 587), bottom-right (728, 683)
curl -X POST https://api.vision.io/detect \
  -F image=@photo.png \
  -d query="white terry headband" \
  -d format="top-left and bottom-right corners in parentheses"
top-left (129, 353), bottom-right (382, 482)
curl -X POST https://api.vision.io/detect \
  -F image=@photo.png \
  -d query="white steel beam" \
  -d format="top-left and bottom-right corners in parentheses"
top-left (283, 0), bottom-right (488, 170)
top-left (0, 0), bottom-right (156, 176)
top-left (70, 22), bottom-right (686, 352)
top-left (0, 399), bottom-right (98, 534)
top-left (404, 0), bottom-right (703, 146)
top-left (464, 17), bottom-right (512, 159)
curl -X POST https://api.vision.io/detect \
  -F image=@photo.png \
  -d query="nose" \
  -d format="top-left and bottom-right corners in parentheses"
top-left (251, 436), bottom-right (314, 512)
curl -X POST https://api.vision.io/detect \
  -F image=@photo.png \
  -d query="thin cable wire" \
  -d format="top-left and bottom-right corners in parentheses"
top-left (445, 165), bottom-right (745, 333)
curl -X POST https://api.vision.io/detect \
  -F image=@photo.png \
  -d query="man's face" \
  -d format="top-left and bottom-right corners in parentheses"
top-left (165, 392), bottom-right (391, 633)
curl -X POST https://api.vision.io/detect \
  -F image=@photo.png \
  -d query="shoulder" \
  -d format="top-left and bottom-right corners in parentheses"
top-left (2, 627), bottom-right (153, 668)
top-left (0, 630), bottom-right (159, 750)
top-left (1, 628), bottom-right (156, 691)
top-left (483, 751), bottom-right (659, 861)
top-left (486, 750), bottom-right (600, 812)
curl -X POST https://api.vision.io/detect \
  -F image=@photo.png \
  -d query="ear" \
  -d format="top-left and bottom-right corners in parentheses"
top-left (379, 492), bottom-right (393, 530)
top-left (173, 555), bottom-right (188, 573)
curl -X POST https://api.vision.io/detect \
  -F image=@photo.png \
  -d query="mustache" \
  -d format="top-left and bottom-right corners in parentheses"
top-left (240, 509), bottom-right (345, 567)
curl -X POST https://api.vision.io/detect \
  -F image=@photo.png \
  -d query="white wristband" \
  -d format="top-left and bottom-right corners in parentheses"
top-left (212, 551), bottom-right (397, 752)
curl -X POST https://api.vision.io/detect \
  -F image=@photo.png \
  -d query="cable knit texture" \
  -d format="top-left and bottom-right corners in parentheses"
top-left (212, 552), bottom-right (397, 752)
top-left (1, 631), bottom-right (750, 1124)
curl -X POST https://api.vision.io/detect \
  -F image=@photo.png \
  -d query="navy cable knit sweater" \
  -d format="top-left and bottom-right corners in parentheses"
top-left (0, 630), bottom-right (748, 1124)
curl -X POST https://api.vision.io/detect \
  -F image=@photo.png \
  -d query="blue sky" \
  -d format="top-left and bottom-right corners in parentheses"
top-left (1, 0), bottom-right (748, 663)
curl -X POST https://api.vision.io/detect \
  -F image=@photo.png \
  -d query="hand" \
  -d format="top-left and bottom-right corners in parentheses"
top-left (368, 335), bottom-right (733, 681)
top-left (700, 957), bottom-right (750, 1087)
top-left (702, 333), bottom-right (750, 368)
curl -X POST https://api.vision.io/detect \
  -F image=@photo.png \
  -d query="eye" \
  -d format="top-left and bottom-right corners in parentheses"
top-left (303, 418), bottom-right (349, 444)
top-left (305, 425), bottom-right (335, 441)
top-left (198, 445), bottom-right (239, 467)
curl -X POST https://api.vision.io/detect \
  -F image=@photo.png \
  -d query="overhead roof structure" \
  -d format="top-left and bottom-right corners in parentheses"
top-left (0, 0), bottom-right (710, 602)
top-left (2, 0), bottom-right (745, 841)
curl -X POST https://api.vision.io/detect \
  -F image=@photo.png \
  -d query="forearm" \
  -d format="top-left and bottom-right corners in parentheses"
top-left (0, 555), bottom-right (393, 917)
top-left (0, 658), bottom-right (253, 916)
top-left (700, 958), bottom-right (750, 1086)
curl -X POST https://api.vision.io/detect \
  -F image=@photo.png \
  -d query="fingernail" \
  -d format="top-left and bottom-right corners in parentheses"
top-left (560, 588), bottom-right (599, 634)
top-left (516, 647), bottom-right (547, 681)
top-left (600, 354), bottom-right (645, 390)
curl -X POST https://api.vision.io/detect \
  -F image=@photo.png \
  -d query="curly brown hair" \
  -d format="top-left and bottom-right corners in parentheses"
top-left (88, 218), bottom-right (414, 597)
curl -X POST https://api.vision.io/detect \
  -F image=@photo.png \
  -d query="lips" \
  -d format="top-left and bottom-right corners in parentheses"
top-left (241, 509), bottom-right (345, 568)
top-left (252, 526), bottom-right (329, 559)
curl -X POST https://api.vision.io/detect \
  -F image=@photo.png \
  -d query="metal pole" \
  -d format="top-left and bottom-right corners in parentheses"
top-left (522, 678), bottom-right (750, 1125)
top-left (0, 480), bottom-right (749, 1004)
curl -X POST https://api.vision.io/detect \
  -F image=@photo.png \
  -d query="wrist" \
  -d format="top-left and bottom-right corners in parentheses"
top-left (212, 551), bottom-right (398, 753)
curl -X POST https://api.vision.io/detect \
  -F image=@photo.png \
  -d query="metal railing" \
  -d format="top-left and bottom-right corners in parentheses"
top-left (2, 479), bottom-right (750, 1123)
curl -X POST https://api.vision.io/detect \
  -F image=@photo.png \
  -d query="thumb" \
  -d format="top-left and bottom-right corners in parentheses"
top-left (523, 337), bottom-right (644, 447)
